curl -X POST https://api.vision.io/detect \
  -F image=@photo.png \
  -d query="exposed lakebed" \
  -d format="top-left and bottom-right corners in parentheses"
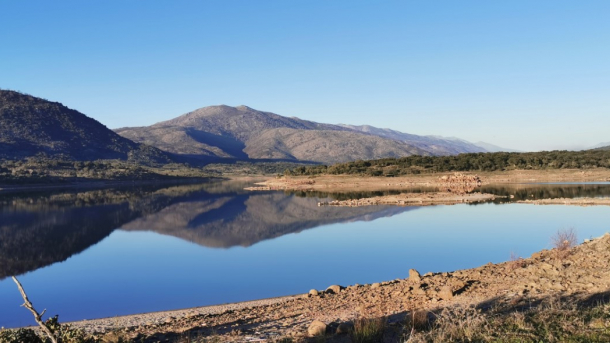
top-left (0, 181), bottom-right (609, 328)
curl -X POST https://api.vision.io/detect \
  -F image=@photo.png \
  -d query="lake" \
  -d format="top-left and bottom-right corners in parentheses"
top-left (1, 180), bottom-right (609, 328)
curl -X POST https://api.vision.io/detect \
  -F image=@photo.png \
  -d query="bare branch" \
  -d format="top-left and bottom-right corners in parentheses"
top-left (11, 276), bottom-right (58, 343)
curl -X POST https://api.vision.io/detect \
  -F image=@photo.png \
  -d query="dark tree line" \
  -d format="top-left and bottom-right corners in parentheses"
top-left (285, 150), bottom-right (610, 176)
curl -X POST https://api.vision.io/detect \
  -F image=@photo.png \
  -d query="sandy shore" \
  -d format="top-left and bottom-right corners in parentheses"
top-left (517, 197), bottom-right (610, 206)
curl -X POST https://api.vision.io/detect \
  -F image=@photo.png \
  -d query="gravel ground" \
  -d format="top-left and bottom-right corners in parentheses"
top-left (68, 295), bottom-right (297, 333)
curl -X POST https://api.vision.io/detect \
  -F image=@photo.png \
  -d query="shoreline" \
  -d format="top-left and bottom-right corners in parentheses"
top-left (251, 169), bottom-right (610, 193)
top-left (5, 171), bottom-right (610, 341)
top-left (40, 232), bottom-right (610, 342)
top-left (65, 295), bottom-right (299, 333)
top-left (0, 177), bottom-right (221, 194)
top-left (317, 192), bottom-right (498, 207)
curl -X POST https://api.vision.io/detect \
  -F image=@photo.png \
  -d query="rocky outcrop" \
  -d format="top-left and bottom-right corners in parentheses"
top-left (438, 173), bottom-right (482, 194)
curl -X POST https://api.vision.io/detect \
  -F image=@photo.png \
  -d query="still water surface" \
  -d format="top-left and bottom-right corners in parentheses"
top-left (1, 181), bottom-right (609, 327)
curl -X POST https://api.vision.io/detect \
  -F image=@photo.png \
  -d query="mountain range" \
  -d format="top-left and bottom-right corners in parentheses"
top-left (116, 104), bottom-right (517, 164)
top-left (1, 90), bottom-right (521, 164)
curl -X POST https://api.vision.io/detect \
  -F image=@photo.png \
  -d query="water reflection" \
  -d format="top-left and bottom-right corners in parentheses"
top-left (0, 181), bottom-right (413, 279)
top-left (480, 183), bottom-right (610, 203)
top-left (1, 182), bottom-right (609, 280)
top-left (286, 183), bottom-right (610, 203)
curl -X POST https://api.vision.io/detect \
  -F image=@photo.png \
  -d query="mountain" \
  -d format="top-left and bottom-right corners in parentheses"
top-left (590, 142), bottom-right (610, 150)
top-left (473, 141), bottom-right (521, 153)
top-left (116, 105), bottom-right (431, 164)
top-left (339, 124), bottom-right (487, 155)
top-left (0, 90), bottom-right (171, 163)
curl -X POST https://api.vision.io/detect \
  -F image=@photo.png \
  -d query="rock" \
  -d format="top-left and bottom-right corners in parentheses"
top-left (531, 249), bottom-right (548, 259)
top-left (409, 269), bottom-right (422, 283)
top-left (308, 320), bottom-right (327, 337)
top-left (371, 283), bottom-right (381, 289)
top-left (336, 322), bottom-right (353, 334)
top-left (309, 289), bottom-right (319, 296)
top-left (438, 286), bottom-right (454, 300)
top-left (326, 285), bottom-right (343, 294)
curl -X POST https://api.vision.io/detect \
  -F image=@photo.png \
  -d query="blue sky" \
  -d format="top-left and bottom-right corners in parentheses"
top-left (1, 1), bottom-right (608, 151)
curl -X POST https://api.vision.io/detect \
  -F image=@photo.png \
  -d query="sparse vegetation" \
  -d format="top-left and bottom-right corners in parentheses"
top-left (405, 297), bottom-right (610, 343)
top-left (552, 227), bottom-right (578, 253)
top-left (0, 316), bottom-right (97, 343)
top-left (0, 158), bottom-right (212, 185)
top-left (507, 251), bottom-right (527, 271)
top-left (349, 316), bottom-right (386, 343)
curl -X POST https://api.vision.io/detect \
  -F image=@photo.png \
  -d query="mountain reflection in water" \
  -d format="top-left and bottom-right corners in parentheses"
top-left (2, 181), bottom-right (610, 280)
top-left (0, 181), bottom-right (414, 279)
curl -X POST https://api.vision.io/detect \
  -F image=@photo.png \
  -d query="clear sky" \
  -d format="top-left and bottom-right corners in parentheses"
top-left (1, 1), bottom-right (609, 151)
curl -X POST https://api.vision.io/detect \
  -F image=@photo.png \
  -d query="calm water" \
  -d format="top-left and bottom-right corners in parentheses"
top-left (1, 181), bottom-right (609, 327)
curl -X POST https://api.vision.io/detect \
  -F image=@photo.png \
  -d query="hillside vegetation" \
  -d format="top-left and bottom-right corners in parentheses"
top-left (0, 158), bottom-right (211, 185)
top-left (0, 90), bottom-right (171, 164)
top-left (286, 150), bottom-right (610, 176)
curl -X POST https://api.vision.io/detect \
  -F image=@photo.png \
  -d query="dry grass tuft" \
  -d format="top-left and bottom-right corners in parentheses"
top-left (406, 309), bottom-right (431, 332)
top-left (507, 251), bottom-right (527, 270)
top-left (404, 297), bottom-right (610, 343)
top-left (350, 316), bottom-right (386, 343)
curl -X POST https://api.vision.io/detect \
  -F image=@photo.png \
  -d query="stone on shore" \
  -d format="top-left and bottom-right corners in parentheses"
top-left (409, 269), bottom-right (422, 283)
top-left (438, 286), bottom-right (454, 300)
top-left (308, 320), bottom-right (327, 336)
top-left (326, 285), bottom-right (343, 294)
top-left (336, 322), bottom-right (353, 334)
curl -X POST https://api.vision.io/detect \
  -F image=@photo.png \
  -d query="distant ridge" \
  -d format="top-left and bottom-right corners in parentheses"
top-left (116, 105), bottom-right (432, 164)
top-left (590, 142), bottom-right (610, 150)
top-left (473, 141), bottom-right (521, 153)
top-left (0, 90), bottom-right (171, 163)
top-left (338, 124), bottom-right (487, 155)
top-left (116, 105), bottom-right (498, 164)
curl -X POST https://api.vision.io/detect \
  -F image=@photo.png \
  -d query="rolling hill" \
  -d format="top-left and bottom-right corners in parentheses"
top-left (0, 90), bottom-right (171, 163)
top-left (116, 105), bottom-right (489, 164)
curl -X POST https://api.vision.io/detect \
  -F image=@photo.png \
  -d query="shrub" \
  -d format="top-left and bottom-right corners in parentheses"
top-left (551, 228), bottom-right (578, 258)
